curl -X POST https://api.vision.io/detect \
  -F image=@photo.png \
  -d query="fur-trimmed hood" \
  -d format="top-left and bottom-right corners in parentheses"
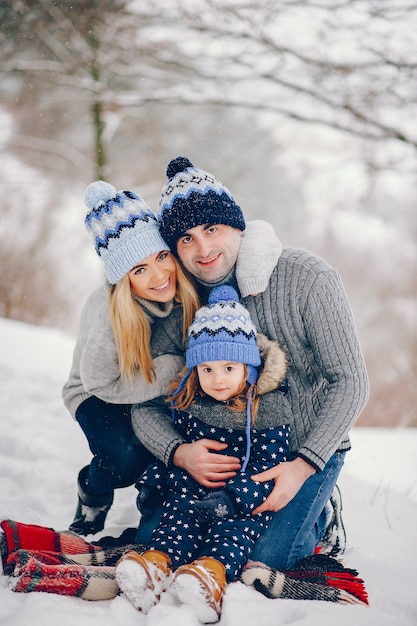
top-left (256, 333), bottom-right (288, 395)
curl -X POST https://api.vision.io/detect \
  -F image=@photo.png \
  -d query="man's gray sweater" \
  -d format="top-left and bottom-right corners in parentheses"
top-left (132, 222), bottom-right (369, 472)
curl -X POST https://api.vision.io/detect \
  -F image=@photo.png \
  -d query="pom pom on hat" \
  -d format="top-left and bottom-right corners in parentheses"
top-left (166, 156), bottom-right (193, 180)
top-left (84, 181), bottom-right (117, 210)
top-left (158, 156), bottom-right (246, 252)
top-left (208, 285), bottom-right (238, 306)
top-left (84, 180), bottom-right (169, 284)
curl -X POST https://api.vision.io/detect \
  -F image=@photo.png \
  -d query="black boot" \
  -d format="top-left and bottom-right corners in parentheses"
top-left (69, 466), bottom-right (114, 536)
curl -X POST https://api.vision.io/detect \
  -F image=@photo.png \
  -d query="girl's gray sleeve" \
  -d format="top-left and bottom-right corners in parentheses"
top-left (132, 397), bottom-right (186, 466)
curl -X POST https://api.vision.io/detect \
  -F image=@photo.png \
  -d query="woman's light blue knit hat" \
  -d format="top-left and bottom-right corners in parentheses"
top-left (84, 180), bottom-right (168, 284)
top-left (186, 285), bottom-right (261, 381)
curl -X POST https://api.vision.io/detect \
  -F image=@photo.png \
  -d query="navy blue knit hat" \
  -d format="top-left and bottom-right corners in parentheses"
top-left (186, 285), bottom-right (260, 382)
top-left (158, 156), bottom-right (246, 252)
top-left (84, 180), bottom-right (168, 284)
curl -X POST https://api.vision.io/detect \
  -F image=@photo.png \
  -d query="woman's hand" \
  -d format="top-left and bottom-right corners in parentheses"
top-left (251, 457), bottom-right (316, 514)
top-left (173, 439), bottom-right (241, 488)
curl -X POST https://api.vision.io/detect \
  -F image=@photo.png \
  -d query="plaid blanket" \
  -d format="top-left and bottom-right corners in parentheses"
top-left (241, 555), bottom-right (369, 605)
top-left (1, 519), bottom-right (137, 600)
top-left (1, 519), bottom-right (368, 605)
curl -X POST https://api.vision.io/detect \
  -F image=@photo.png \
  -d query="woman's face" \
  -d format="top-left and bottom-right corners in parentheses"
top-left (128, 250), bottom-right (177, 302)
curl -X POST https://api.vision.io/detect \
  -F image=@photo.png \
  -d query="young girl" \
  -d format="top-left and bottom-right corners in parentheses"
top-left (62, 180), bottom-right (199, 536)
top-left (115, 285), bottom-right (290, 623)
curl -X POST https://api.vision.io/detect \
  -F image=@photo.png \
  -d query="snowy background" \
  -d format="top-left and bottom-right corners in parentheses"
top-left (1, 1), bottom-right (416, 431)
top-left (0, 315), bottom-right (416, 626)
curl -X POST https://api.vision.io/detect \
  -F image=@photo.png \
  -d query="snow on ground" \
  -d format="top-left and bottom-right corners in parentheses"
top-left (0, 316), bottom-right (416, 625)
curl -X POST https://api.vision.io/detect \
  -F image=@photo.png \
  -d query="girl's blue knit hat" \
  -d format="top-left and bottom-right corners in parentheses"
top-left (84, 180), bottom-right (168, 284)
top-left (186, 285), bottom-right (261, 382)
top-left (158, 157), bottom-right (246, 253)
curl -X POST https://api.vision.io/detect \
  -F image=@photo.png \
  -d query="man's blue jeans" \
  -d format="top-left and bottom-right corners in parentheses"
top-left (136, 451), bottom-right (346, 571)
top-left (250, 451), bottom-right (346, 570)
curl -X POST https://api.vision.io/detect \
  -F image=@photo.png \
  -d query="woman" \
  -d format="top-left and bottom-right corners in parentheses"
top-left (62, 180), bottom-right (199, 536)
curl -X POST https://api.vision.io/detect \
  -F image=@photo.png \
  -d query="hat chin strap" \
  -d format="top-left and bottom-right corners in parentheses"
top-left (241, 388), bottom-right (253, 473)
top-left (241, 366), bottom-right (258, 472)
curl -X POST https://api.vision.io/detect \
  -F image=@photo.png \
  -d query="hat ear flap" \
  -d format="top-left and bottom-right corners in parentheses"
top-left (247, 365), bottom-right (258, 385)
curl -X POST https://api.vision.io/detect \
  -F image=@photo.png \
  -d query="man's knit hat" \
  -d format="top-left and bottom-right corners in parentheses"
top-left (84, 180), bottom-right (168, 284)
top-left (158, 156), bottom-right (246, 252)
top-left (186, 285), bottom-right (261, 382)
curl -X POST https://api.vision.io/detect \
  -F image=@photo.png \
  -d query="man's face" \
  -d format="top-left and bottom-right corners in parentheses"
top-left (176, 224), bottom-right (242, 284)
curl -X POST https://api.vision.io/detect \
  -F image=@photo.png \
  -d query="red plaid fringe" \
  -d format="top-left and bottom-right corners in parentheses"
top-left (1, 519), bottom-right (120, 600)
top-left (10, 557), bottom-right (118, 600)
top-left (241, 553), bottom-right (369, 605)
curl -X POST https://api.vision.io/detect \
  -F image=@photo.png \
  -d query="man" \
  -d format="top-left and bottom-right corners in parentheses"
top-left (132, 156), bottom-right (369, 572)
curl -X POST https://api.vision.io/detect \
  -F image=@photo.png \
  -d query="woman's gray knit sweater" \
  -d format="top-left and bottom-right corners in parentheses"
top-left (132, 222), bottom-right (369, 472)
top-left (62, 283), bottom-right (185, 419)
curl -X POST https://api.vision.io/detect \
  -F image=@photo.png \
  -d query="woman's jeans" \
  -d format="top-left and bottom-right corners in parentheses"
top-left (135, 451), bottom-right (346, 569)
top-left (76, 396), bottom-right (154, 496)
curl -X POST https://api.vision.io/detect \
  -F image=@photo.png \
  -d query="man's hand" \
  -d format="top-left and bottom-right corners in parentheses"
top-left (173, 439), bottom-right (241, 488)
top-left (251, 457), bottom-right (316, 515)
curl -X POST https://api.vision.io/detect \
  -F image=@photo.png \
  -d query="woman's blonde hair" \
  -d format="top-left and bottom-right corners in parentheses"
top-left (168, 365), bottom-right (260, 425)
top-left (109, 255), bottom-right (199, 384)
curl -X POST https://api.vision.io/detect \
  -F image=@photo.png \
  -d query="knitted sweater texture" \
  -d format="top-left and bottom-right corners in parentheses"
top-left (241, 247), bottom-right (369, 470)
top-left (62, 283), bottom-right (185, 419)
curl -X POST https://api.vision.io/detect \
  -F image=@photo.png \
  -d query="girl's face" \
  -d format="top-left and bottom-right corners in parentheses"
top-left (196, 361), bottom-right (246, 402)
top-left (128, 250), bottom-right (177, 302)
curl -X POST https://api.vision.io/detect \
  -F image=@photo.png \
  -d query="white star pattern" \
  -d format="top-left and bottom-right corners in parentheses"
top-left (140, 410), bottom-right (290, 582)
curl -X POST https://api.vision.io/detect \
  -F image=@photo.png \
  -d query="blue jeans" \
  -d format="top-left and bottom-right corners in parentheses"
top-left (135, 451), bottom-right (345, 568)
top-left (76, 396), bottom-right (154, 495)
top-left (250, 451), bottom-right (346, 570)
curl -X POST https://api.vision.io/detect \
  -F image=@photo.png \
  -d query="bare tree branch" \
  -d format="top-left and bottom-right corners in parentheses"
top-left (8, 135), bottom-right (94, 171)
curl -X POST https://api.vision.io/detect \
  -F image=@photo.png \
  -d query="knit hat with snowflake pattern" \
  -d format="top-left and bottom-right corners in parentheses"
top-left (158, 156), bottom-right (246, 252)
top-left (185, 284), bottom-right (261, 381)
top-left (84, 180), bottom-right (168, 284)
